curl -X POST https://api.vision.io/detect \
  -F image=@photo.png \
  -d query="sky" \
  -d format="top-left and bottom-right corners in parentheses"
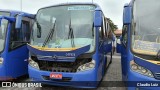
top-left (0, 0), bottom-right (130, 29)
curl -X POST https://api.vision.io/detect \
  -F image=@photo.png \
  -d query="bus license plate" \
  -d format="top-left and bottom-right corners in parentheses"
top-left (50, 73), bottom-right (62, 79)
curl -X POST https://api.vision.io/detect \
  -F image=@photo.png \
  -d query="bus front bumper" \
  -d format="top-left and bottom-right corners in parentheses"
top-left (28, 65), bottom-right (98, 88)
top-left (0, 65), bottom-right (7, 80)
top-left (0, 65), bottom-right (15, 81)
top-left (127, 70), bottom-right (160, 90)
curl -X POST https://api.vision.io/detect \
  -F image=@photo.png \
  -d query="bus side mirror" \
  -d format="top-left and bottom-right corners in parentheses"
top-left (123, 3), bottom-right (132, 25)
top-left (116, 37), bottom-right (122, 53)
top-left (94, 10), bottom-right (102, 27)
top-left (15, 15), bottom-right (22, 29)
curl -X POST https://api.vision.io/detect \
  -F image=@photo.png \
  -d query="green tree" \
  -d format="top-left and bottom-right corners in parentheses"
top-left (106, 18), bottom-right (118, 31)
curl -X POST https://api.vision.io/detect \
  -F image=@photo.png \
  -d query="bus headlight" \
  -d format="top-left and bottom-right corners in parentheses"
top-left (130, 60), bottom-right (153, 78)
top-left (0, 57), bottom-right (3, 64)
top-left (29, 57), bottom-right (39, 70)
top-left (77, 60), bottom-right (95, 72)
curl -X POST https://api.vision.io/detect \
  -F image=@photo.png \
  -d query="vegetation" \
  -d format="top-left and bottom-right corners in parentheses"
top-left (106, 18), bottom-right (118, 32)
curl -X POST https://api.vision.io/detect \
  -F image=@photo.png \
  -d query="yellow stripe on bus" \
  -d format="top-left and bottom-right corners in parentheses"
top-left (146, 60), bottom-right (160, 65)
top-left (27, 44), bottom-right (79, 51)
top-left (133, 49), bottom-right (157, 55)
top-left (134, 55), bottom-right (160, 65)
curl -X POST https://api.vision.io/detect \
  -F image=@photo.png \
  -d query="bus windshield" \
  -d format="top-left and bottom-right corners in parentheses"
top-left (31, 5), bottom-right (96, 52)
top-left (132, 0), bottom-right (160, 56)
top-left (0, 12), bottom-right (10, 52)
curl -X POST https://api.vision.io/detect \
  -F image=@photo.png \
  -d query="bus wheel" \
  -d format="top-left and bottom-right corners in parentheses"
top-left (102, 55), bottom-right (107, 76)
top-left (112, 46), bottom-right (115, 55)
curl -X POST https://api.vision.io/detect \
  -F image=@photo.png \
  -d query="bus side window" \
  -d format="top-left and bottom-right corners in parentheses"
top-left (107, 23), bottom-right (113, 42)
top-left (122, 25), bottom-right (128, 46)
top-left (22, 21), bottom-right (30, 41)
top-left (108, 30), bottom-right (113, 41)
top-left (105, 21), bottom-right (109, 38)
top-left (9, 21), bottom-right (30, 51)
top-left (99, 27), bottom-right (103, 41)
top-left (99, 19), bottom-right (104, 41)
top-left (102, 17), bottom-right (107, 38)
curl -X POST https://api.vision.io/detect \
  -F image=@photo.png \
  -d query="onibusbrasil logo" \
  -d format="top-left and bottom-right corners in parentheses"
top-left (1, 82), bottom-right (42, 88)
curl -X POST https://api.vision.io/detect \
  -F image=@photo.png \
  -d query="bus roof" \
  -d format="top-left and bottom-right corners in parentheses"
top-left (126, 0), bottom-right (134, 7)
top-left (39, 2), bottom-right (101, 10)
top-left (0, 9), bottom-right (34, 16)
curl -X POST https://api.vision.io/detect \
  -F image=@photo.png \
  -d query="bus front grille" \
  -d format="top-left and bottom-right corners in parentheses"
top-left (37, 58), bottom-right (92, 73)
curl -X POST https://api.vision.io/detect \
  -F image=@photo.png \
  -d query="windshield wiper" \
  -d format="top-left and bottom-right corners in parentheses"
top-left (68, 18), bottom-right (75, 48)
top-left (92, 22), bottom-right (94, 37)
top-left (42, 20), bottom-right (56, 48)
top-left (36, 21), bottom-right (42, 39)
top-left (37, 21), bottom-right (41, 31)
top-left (157, 50), bottom-right (160, 60)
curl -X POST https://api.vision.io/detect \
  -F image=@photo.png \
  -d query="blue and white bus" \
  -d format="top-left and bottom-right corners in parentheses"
top-left (117, 0), bottom-right (160, 90)
top-left (16, 3), bottom-right (113, 87)
top-left (0, 10), bottom-right (34, 80)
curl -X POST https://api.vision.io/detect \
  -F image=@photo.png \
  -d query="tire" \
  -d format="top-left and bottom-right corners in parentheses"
top-left (102, 55), bottom-right (107, 76)
top-left (109, 52), bottom-right (113, 64)
top-left (112, 47), bottom-right (115, 55)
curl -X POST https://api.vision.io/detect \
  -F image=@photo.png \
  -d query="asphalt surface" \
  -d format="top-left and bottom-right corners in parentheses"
top-left (0, 53), bottom-right (126, 90)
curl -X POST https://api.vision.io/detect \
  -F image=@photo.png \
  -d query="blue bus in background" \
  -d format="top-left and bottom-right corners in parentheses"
top-left (117, 0), bottom-right (160, 90)
top-left (16, 3), bottom-right (113, 87)
top-left (0, 10), bottom-right (34, 80)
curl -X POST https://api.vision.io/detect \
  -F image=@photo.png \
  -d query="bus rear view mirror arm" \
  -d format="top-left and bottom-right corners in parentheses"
top-left (123, 3), bottom-right (132, 25)
top-left (94, 8), bottom-right (102, 27)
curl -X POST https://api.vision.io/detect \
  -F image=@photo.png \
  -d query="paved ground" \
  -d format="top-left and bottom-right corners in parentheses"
top-left (0, 53), bottom-right (126, 90)
top-left (100, 53), bottom-right (126, 90)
